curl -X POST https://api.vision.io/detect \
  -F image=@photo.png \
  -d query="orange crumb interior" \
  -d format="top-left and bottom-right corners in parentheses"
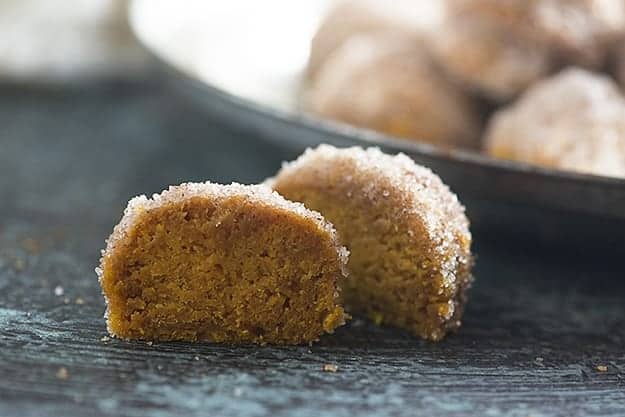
top-left (101, 197), bottom-right (345, 345)
top-left (273, 187), bottom-right (464, 341)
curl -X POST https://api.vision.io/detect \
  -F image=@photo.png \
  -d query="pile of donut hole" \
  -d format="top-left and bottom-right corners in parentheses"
top-left (302, 0), bottom-right (625, 178)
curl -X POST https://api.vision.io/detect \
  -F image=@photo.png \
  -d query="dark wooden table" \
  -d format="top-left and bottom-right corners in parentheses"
top-left (1, 81), bottom-right (623, 417)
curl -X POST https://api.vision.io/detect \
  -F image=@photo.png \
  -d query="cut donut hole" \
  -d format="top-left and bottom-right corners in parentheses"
top-left (271, 145), bottom-right (473, 341)
top-left (98, 182), bottom-right (347, 345)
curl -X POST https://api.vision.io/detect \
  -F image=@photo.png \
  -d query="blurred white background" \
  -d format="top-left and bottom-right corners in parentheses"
top-left (0, 0), bottom-right (149, 80)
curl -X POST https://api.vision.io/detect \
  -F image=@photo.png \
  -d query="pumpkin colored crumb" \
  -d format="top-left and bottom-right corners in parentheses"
top-left (97, 182), bottom-right (347, 345)
top-left (271, 145), bottom-right (473, 341)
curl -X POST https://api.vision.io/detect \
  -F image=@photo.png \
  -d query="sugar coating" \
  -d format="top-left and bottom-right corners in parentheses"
top-left (272, 146), bottom-right (471, 265)
top-left (307, 0), bottom-right (444, 79)
top-left (448, 0), bottom-right (625, 66)
top-left (431, 0), bottom-right (625, 100)
top-left (485, 68), bottom-right (625, 178)
top-left (304, 33), bottom-right (481, 148)
top-left (100, 182), bottom-right (345, 265)
top-left (429, 12), bottom-right (553, 100)
top-left (98, 182), bottom-right (348, 345)
top-left (271, 145), bottom-right (474, 341)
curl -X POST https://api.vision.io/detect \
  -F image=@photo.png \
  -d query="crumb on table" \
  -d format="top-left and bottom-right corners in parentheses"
top-left (56, 367), bottom-right (69, 380)
top-left (13, 257), bottom-right (25, 271)
top-left (323, 364), bottom-right (339, 373)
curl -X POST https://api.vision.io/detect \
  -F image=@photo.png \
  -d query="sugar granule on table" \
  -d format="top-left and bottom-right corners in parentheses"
top-left (323, 364), bottom-right (339, 373)
top-left (56, 367), bottom-right (69, 380)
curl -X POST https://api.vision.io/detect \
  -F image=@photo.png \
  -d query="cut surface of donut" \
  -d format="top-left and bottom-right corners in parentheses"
top-left (98, 182), bottom-right (348, 345)
top-left (271, 145), bottom-right (473, 341)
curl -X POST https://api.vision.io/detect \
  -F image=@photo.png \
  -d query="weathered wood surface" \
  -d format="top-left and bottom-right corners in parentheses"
top-left (0, 82), bottom-right (623, 417)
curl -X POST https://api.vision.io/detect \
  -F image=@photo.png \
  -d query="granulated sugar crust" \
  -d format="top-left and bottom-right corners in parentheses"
top-left (485, 68), bottom-right (625, 178)
top-left (271, 145), bottom-right (471, 269)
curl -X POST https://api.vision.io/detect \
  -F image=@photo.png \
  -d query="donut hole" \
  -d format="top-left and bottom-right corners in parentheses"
top-left (100, 195), bottom-right (346, 344)
top-left (274, 187), bottom-right (463, 341)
